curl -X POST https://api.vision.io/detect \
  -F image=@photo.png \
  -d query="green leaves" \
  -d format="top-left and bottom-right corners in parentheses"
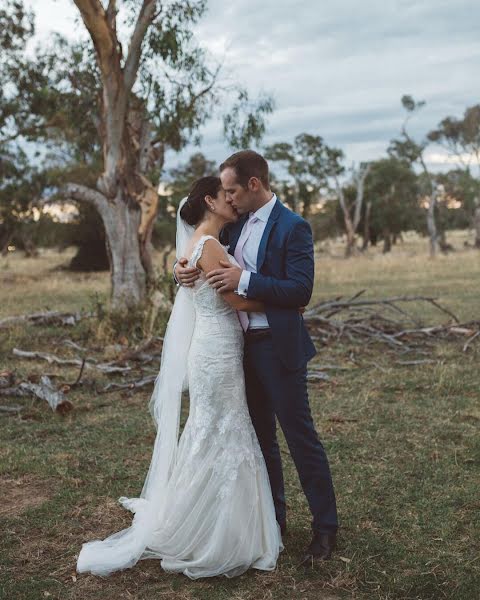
top-left (364, 157), bottom-right (420, 235)
top-left (223, 90), bottom-right (274, 150)
top-left (428, 104), bottom-right (480, 172)
top-left (0, 0), bottom-right (34, 52)
top-left (264, 133), bottom-right (345, 214)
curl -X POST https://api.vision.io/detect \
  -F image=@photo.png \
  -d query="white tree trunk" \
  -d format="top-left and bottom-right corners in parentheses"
top-left (61, 183), bottom-right (147, 309)
top-left (103, 197), bottom-right (146, 309)
top-left (336, 164), bottom-right (370, 258)
top-left (353, 163), bottom-right (371, 231)
top-left (427, 192), bottom-right (438, 258)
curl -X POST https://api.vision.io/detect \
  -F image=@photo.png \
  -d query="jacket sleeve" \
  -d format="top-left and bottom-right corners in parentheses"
top-left (246, 219), bottom-right (314, 308)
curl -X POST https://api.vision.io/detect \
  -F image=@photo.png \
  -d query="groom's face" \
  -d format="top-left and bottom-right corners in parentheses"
top-left (220, 167), bottom-right (254, 216)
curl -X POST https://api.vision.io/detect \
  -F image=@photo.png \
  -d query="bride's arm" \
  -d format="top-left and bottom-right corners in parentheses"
top-left (198, 240), bottom-right (265, 312)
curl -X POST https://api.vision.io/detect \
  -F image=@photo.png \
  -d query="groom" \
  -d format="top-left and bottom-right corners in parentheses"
top-left (174, 150), bottom-right (338, 564)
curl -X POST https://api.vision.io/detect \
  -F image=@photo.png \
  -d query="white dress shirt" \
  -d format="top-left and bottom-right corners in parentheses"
top-left (236, 194), bottom-right (277, 329)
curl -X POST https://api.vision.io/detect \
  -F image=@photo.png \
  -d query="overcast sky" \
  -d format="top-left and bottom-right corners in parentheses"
top-left (30, 0), bottom-right (479, 172)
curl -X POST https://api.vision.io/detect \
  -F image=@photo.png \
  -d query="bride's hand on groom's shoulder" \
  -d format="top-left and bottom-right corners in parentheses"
top-left (207, 260), bottom-right (242, 294)
top-left (175, 258), bottom-right (200, 287)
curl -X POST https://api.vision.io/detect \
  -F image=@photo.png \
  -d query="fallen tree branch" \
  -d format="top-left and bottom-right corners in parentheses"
top-left (3, 376), bottom-right (74, 413)
top-left (304, 293), bottom-right (478, 352)
top-left (0, 386), bottom-right (30, 397)
top-left (396, 359), bottom-right (437, 366)
top-left (0, 404), bottom-right (24, 414)
top-left (463, 331), bottom-right (480, 352)
top-left (306, 294), bottom-right (459, 323)
top-left (99, 374), bottom-right (157, 393)
top-left (62, 339), bottom-right (88, 352)
top-left (307, 370), bottom-right (330, 382)
top-left (0, 311), bottom-right (89, 329)
top-left (12, 348), bottom-right (132, 374)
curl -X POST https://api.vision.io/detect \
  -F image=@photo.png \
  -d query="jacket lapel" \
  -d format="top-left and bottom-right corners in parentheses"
top-left (222, 215), bottom-right (248, 256)
top-left (257, 199), bottom-right (282, 271)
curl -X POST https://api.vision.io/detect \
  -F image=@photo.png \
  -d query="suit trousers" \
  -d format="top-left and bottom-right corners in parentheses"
top-left (243, 333), bottom-right (338, 534)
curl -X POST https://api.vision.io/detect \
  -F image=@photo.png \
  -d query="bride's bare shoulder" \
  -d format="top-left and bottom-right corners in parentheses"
top-left (196, 237), bottom-right (226, 272)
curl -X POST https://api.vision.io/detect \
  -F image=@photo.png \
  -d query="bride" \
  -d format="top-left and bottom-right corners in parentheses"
top-left (76, 176), bottom-right (283, 579)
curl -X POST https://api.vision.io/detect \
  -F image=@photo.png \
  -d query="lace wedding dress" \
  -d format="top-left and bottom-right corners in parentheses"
top-left (77, 235), bottom-right (282, 579)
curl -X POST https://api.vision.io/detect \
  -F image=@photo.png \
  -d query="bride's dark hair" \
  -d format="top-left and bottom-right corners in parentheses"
top-left (180, 176), bottom-right (222, 226)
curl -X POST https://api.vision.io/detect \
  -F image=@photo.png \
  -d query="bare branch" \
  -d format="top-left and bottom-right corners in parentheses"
top-left (73, 0), bottom-right (117, 78)
top-left (20, 375), bottom-right (72, 413)
top-left (106, 0), bottom-right (117, 24)
top-left (12, 348), bottom-right (132, 375)
top-left (463, 330), bottom-right (480, 352)
top-left (124, 0), bottom-right (158, 93)
top-left (60, 183), bottom-right (110, 219)
top-left (0, 310), bottom-right (85, 329)
top-left (303, 292), bottom-right (477, 354)
top-left (149, 65), bottom-right (221, 148)
top-left (99, 374), bottom-right (157, 394)
top-left (0, 404), bottom-right (24, 414)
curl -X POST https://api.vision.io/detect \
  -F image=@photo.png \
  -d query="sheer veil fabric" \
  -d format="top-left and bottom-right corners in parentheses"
top-left (76, 199), bottom-right (282, 579)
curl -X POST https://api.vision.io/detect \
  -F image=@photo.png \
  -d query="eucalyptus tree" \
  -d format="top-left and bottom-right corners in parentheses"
top-left (389, 95), bottom-right (439, 257)
top-left (0, 0), bottom-right (37, 253)
top-left (265, 133), bottom-right (371, 255)
top-left (264, 133), bottom-right (326, 217)
top-left (1, 0), bottom-right (273, 308)
top-left (68, 0), bottom-right (274, 308)
top-left (362, 157), bottom-right (420, 253)
top-left (429, 104), bottom-right (480, 248)
top-left (323, 146), bottom-right (371, 257)
top-left (428, 104), bottom-right (480, 176)
top-left (436, 168), bottom-right (480, 248)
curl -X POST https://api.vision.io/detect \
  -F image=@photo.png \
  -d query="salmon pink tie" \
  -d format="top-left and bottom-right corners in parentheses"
top-left (234, 214), bottom-right (259, 331)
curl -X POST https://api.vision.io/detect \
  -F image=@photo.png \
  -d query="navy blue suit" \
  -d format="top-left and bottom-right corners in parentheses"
top-left (224, 198), bottom-right (338, 534)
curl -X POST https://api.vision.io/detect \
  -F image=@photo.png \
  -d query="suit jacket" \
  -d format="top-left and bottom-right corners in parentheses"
top-left (224, 198), bottom-right (317, 371)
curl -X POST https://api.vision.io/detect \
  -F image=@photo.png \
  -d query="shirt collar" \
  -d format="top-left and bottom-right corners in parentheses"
top-left (250, 193), bottom-right (277, 223)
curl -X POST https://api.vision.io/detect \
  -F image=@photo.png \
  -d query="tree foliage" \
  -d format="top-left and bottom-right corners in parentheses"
top-left (428, 104), bottom-right (480, 173)
top-left (0, 0), bottom-right (274, 307)
top-left (362, 157), bottom-right (420, 251)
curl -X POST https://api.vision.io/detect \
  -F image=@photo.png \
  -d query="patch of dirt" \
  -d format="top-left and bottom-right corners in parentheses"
top-left (0, 474), bottom-right (52, 517)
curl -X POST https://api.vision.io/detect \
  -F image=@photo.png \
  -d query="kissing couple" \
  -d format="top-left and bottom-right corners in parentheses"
top-left (77, 150), bottom-right (338, 579)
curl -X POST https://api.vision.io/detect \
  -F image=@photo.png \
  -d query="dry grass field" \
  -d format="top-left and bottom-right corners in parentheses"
top-left (0, 231), bottom-right (479, 600)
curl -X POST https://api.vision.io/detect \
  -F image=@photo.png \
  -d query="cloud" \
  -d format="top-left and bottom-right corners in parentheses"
top-left (174, 0), bottom-right (478, 170)
top-left (27, 0), bottom-right (479, 171)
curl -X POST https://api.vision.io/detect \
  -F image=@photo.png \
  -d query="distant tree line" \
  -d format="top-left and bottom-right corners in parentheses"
top-left (264, 97), bottom-right (480, 257)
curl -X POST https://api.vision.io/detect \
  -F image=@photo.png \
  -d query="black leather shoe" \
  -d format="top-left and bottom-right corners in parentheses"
top-left (299, 532), bottom-right (336, 567)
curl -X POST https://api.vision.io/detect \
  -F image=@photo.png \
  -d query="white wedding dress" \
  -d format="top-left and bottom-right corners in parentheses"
top-left (77, 235), bottom-right (282, 579)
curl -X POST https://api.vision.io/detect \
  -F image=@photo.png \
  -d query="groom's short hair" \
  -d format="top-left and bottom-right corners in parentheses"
top-left (220, 150), bottom-right (270, 190)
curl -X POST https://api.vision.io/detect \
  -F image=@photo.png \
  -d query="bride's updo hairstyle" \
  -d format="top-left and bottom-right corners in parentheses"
top-left (180, 176), bottom-right (222, 227)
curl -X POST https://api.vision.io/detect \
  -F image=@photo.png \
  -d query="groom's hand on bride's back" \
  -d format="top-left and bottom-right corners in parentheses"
top-left (174, 258), bottom-right (201, 287)
top-left (207, 260), bottom-right (242, 293)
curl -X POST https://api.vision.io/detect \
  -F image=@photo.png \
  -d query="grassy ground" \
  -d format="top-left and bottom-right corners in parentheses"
top-left (0, 232), bottom-right (479, 599)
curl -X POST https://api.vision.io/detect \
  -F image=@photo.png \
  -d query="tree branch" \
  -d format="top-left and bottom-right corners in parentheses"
top-left (124, 0), bottom-right (158, 93)
top-left (149, 65), bottom-right (221, 149)
top-left (73, 0), bottom-right (117, 80)
top-left (59, 183), bottom-right (110, 218)
top-left (106, 0), bottom-right (117, 24)
top-left (353, 163), bottom-right (371, 230)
